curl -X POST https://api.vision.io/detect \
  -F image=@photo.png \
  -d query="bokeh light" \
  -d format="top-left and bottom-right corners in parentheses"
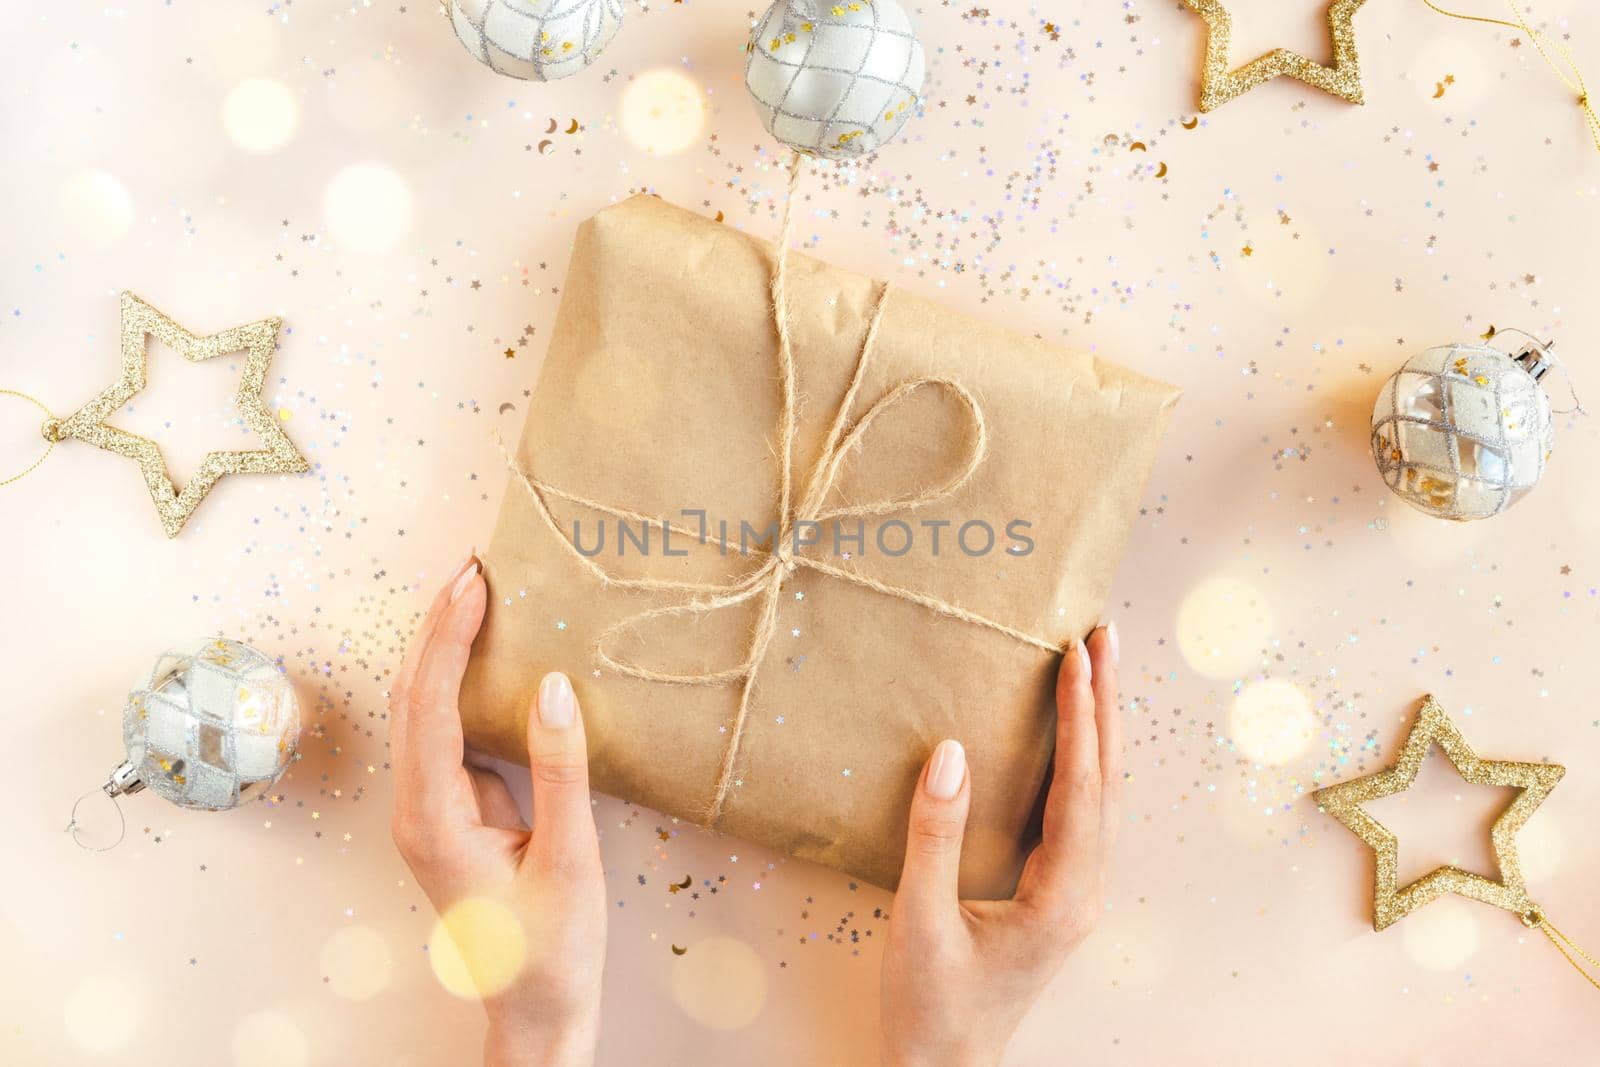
top-left (1382, 494), bottom-right (1491, 563)
top-left (1518, 811), bottom-right (1565, 883)
top-left (57, 170), bottom-right (134, 248)
top-left (64, 973), bottom-right (139, 1052)
top-left (669, 935), bottom-right (768, 1030)
top-left (428, 896), bottom-right (527, 1000)
top-left (221, 77), bottom-right (299, 153)
top-left (232, 1009), bottom-right (308, 1067)
top-left (321, 162), bottom-right (414, 254)
top-left (1176, 576), bottom-right (1273, 679)
top-left (1401, 897), bottom-right (1480, 970)
top-left (319, 924), bottom-right (393, 1000)
top-left (620, 70), bottom-right (707, 155)
top-left (1230, 679), bottom-right (1316, 765)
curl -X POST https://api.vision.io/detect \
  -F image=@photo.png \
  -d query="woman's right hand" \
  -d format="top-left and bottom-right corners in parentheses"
top-left (879, 625), bottom-right (1122, 1066)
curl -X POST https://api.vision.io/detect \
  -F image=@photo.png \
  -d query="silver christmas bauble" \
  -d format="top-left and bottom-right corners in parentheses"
top-left (118, 639), bottom-right (301, 811)
top-left (744, 0), bottom-right (925, 161)
top-left (1371, 341), bottom-right (1555, 521)
top-left (450, 0), bottom-right (624, 82)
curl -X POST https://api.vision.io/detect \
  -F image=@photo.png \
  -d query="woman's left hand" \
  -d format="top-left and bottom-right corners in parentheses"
top-left (389, 554), bottom-right (607, 1067)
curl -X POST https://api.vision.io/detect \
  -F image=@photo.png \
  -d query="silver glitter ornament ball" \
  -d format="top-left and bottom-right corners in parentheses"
top-left (1371, 341), bottom-right (1556, 521)
top-left (117, 639), bottom-right (301, 811)
top-left (450, 0), bottom-right (623, 82)
top-left (744, 0), bottom-right (925, 161)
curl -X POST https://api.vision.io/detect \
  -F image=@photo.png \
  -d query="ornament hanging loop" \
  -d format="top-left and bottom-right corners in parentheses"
top-left (0, 387), bottom-right (58, 488)
top-left (67, 776), bottom-right (132, 853)
top-left (1419, 0), bottom-right (1600, 154)
top-left (1521, 905), bottom-right (1600, 993)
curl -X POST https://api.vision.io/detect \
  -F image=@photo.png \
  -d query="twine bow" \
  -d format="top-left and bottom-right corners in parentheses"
top-left (497, 155), bottom-right (1061, 822)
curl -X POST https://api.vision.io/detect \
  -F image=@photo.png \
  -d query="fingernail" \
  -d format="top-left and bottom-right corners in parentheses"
top-left (539, 671), bottom-right (576, 730)
top-left (449, 557), bottom-right (481, 604)
top-left (1075, 638), bottom-right (1092, 678)
top-left (924, 739), bottom-right (966, 800)
top-left (1105, 621), bottom-right (1120, 665)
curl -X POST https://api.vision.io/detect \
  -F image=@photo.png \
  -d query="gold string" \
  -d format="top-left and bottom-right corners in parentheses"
top-left (494, 158), bottom-right (1064, 823)
top-left (1420, 0), bottom-right (1600, 153)
top-left (1527, 909), bottom-right (1600, 993)
top-left (0, 388), bottom-right (59, 488)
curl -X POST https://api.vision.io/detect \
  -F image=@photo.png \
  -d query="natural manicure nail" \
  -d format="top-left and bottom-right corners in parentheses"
top-left (1106, 621), bottom-right (1120, 665)
top-left (449, 558), bottom-right (481, 604)
top-left (1075, 638), bottom-right (1092, 677)
top-left (925, 739), bottom-right (966, 799)
top-left (539, 671), bottom-right (576, 730)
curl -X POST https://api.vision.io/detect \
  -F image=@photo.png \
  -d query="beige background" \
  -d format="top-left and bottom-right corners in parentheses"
top-left (2, 1), bottom-right (1597, 1063)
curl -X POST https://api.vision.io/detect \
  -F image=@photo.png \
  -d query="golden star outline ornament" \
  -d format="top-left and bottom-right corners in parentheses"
top-left (1312, 696), bottom-right (1563, 931)
top-left (1183, 0), bottom-right (1368, 112)
top-left (44, 292), bottom-right (309, 538)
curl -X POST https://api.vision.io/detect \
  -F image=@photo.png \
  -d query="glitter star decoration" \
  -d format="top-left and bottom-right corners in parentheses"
top-left (48, 292), bottom-right (308, 538)
top-left (1182, 0), bottom-right (1367, 112)
top-left (1313, 696), bottom-right (1565, 931)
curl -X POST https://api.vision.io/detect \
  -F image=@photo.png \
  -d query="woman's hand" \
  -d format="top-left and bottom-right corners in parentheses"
top-left (389, 555), bottom-right (607, 1067)
top-left (880, 624), bottom-right (1121, 1067)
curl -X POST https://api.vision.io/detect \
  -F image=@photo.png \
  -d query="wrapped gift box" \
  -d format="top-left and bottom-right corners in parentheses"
top-left (460, 194), bottom-right (1179, 898)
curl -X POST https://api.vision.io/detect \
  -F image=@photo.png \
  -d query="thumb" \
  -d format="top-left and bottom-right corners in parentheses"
top-left (894, 739), bottom-right (970, 922)
top-left (523, 671), bottom-right (600, 875)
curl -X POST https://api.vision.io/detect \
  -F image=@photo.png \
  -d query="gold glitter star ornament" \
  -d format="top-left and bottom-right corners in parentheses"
top-left (1183, 0), bottom-right (1367, 112)
top-left (1313, 696), bottom-right (1563, 931)
top-left (43, 292), bottom-right (308, 537)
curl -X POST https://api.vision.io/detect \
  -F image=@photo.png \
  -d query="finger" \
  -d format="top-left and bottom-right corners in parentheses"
top-left (402, 561), bottom-right (486, 808)
top-left (522, 671), bottom-right (601, 876)
top-left (1024, 639), bottom-right (1102, 912)
top-left (1087, 623), bottom-right (1122, 860)
top-left (391, 554), bottom-right (477, 761)
top-left (893, 739), bottom-right (970, 927)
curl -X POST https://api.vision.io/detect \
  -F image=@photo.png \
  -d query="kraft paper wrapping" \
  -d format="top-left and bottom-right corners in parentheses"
top-left (460, 194), bottom-right (1179, 898)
